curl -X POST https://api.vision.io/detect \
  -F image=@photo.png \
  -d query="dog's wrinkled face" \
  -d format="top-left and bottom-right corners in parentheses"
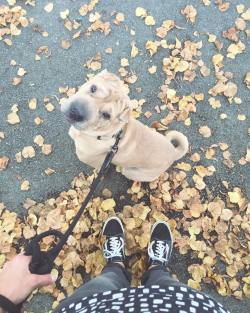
top-left (61, 70), bottom-right (130, 131)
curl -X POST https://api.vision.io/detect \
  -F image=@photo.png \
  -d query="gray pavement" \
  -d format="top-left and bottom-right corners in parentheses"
top-left (0, 0), bottom-right (249, 312)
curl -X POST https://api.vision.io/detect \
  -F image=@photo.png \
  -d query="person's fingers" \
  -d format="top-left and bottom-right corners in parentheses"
top-left (31, 273), bottom-right (55, 288)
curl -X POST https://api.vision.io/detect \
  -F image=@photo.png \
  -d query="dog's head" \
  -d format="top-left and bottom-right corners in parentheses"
top-left (61, 70), bottom-right (130, 131)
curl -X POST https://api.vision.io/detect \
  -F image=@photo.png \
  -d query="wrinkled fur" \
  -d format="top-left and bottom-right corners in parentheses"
top-left (61, 70), bottom-right (189, 182)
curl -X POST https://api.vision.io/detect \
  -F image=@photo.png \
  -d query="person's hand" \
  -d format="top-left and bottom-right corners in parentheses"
top-left (0, 254), bottom-right (55, 305)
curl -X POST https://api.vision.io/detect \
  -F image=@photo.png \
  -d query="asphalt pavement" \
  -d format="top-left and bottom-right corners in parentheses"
top-left (0, 0), bottom-right (249, 312)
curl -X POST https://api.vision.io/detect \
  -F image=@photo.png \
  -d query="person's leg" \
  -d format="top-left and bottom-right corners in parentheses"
top-left (55, 263), bottom-right (130, 312)
top-left (141, 220), bottom-right (186, 288)
top-left (141, 265), bottom-right (186, 288)
top-left (55, 217), bottom-right (130, 312)
top-left (72, 263), bottom-right (130, 299)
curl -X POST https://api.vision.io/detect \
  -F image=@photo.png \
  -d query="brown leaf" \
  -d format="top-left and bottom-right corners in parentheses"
top-left (0, 156), bottom-right (9, 171)
top-left (61, 39), bottom-right (72, 50)
top-left (42, 144), bottom-right (53, 155)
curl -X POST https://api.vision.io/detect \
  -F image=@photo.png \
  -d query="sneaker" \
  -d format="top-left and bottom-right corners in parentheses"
top-left (102, 217), bottom-right (125, 264)
top-left (148, 221), bottom-right (173, 267)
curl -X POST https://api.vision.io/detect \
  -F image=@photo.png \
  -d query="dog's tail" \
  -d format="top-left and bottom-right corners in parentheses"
top-left (166, 130), bottom-right (189, 160)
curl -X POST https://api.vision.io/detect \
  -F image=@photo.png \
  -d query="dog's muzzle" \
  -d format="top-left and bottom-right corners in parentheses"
top-left (64, 99), bottom-right (89, 124)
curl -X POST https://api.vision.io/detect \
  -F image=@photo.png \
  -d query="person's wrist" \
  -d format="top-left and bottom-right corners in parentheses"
top-left (0, 290), bottom-right (17, 306)
top-left (0, 294), bottom-right (19, 313)
top-left (0, 279), bottom-right (19, 305)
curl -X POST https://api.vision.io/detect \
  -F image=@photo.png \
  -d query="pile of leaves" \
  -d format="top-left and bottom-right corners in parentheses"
top-left (0, 0), bottom-right (250, 310)
top-left (0, 3), bottom-right (29, 46)
top-left (0, 169), bottom-right (249, 308)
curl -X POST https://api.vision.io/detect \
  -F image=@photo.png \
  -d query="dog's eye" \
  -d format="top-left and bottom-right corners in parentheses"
top-left (101, 112), bottom-right (111, 120)
top-left (90, 84), bottom-right (97, 93)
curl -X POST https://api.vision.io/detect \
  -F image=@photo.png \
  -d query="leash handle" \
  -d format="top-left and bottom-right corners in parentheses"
top-left (24, 230), bottom-right (64, 274)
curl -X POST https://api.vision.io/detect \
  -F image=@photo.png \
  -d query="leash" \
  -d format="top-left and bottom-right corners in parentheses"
top-left (25, 129), bottom-right (123, 275)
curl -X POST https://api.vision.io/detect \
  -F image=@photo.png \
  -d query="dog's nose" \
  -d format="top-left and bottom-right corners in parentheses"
top-left (67, 100), bottom-right (88, 123)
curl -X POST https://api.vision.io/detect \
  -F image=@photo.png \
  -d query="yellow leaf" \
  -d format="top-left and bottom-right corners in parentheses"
top-left (21, 180), bottom-right (30, 191)
top-left (44, 3), bottom-right (54, 13)
top-left (121, 58), bottom-right (129, 67)
top-left (7, 112), bottom-right (20, 125)
top-left (243, 283), bottom-right (250, 298)
top-left (131, 42), bottom-right (138, 58)
top-left (148, 65), bottom-right (157, 74)
top-left (28, 98), bottom-right (37, 110)
top-left (199, 125), bottom-right (212, 138)
top-left (17, 67), bottom-right (26, 77)
top-left (212, 54), bottom-right (224, 65)
top-left (228, 191), bottom-right (241, 203)
top-left (22, 146), bottom-right (35, 158)
top-left (241, 8), bottom-right (250, 21)
top-left (101, 198), bottom-right (116, 211)
top-left (188, 279), bottom-right (201, 290)
top-left (175, 162), bottom-right (191, 171)
top-left (60, 9), bottom-right (69, 20)
top-left (42, 144), bottom-right (53, 155)
top-left (135, 7), bottom-right (147, 18)
top-left (145, 15), bottom-right (155, 26)
top-left (34, 135), bottom-right (44, 147)
top-left (0, 156), bottom-right (9, 171)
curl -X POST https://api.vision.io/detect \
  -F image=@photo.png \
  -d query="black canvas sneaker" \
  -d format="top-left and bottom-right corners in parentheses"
top-left (148, 221), bottom-right (173, 267)
top-left (102, 217), bottom-right (125, 263)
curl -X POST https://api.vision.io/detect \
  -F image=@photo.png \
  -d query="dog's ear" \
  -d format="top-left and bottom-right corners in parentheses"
top-left (98, 69), bottom-right (108, 76)
top-left (97, 69), bottom-right (119, 81)
top-left (117, 99), bottom-right (131, 122)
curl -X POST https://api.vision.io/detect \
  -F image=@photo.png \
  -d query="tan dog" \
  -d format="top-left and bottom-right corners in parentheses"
top-left (61, 70), bottom-right (188, 182)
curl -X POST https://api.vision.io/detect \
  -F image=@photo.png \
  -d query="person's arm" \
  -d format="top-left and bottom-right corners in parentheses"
top-left (0, 254), bottom-right (55, 310)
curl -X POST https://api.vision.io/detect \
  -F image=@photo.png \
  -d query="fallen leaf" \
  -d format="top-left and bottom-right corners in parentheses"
top-left (21, 180), bottom-right (30, 191)
top-left (235, 18), bottom-right (246, 31)
top-left (241, 9), bottom-right (250, 21)
top-left (114, 12), bottom-right (124, 25)
top-left (61, 39), bottom-right (72, 50)
top-left (121, 58), bottom-right (129, 67)
top-left (199, 126), bottom-right (212, 138)
top-left (131, 42), bottom-right (138, 58)
top-left (244, 72), bottom-right (250, 89)
top-left (227, 41), bottom-right (245, 59)
top-left (181, 5), bottom-right (197, 23)
top-left (28, 98), bottom-right (37, 110)
top-left (34, 117), bottom-right (43, 125)
top-left (60, 9), bottom-right (69, 20)
top-left (12, 77), bottom-right (22, 86)
top-left (44, 168), bottom-right (55, 176)
top-left (34, 135), bottom-right (44, 146)
top-left (44, 3), bottom-right (54, 13)
top-left (22, 146), bottom-right (35, 158)
top-left (145, 15), bottom-right (155, 26)
top-left (135, 7), bottom-right (147, 18)
top-left (218, 2), bottom-right (230, 12)
top-left (236, 4), bottom-right (245, 14)
top-left (45, 103), bottom-right (55, 112)
top-left (42, 144), bottom-right (53, 155)
top-left (0, 156), bottom-right (9, 171)
top-left (223, 82), bottom-right (238, 98)
top-left (148, 65), bottom-right (157, 74)
top-left (101, 198), bottom-right (116, 211)
top-left (17, 67), bottom-right (26, 76)
top-left (7, 112), bottom-right (20, 125)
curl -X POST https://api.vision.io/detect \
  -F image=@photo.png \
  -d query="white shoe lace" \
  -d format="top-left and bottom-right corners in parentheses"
top-left (148, 240), bottom-right (169, 263)
top-left (103, 236), bottom-right (124, 259)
